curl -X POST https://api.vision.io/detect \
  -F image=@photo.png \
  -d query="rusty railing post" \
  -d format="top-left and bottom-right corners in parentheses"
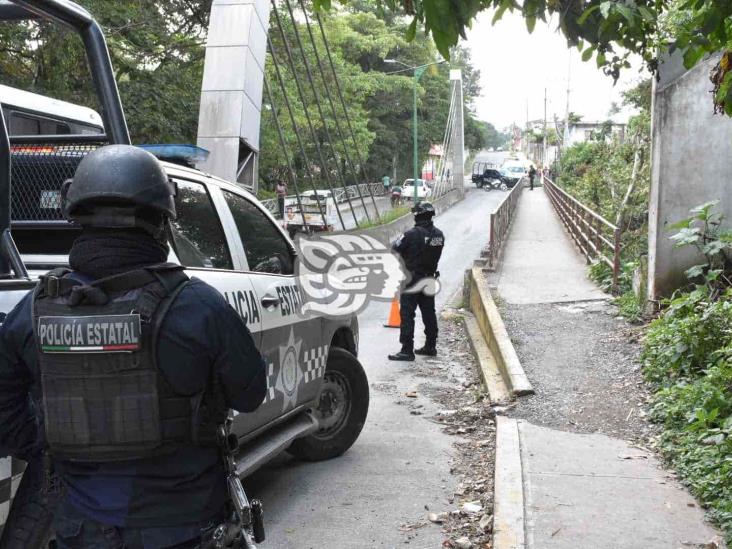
top-left (612, 227), bottom-right (622, 291)
top-left (489, 213), bottom-right (496, 269)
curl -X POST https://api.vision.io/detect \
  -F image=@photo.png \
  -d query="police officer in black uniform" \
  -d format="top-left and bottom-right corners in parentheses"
top-left (0, 145), bottom-right (267, 548)
top-left (388, 202), bottom-right (445, 361)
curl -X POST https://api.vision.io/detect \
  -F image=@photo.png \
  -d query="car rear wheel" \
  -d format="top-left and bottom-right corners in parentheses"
top-left (288, 348), bottom-right (369, 461)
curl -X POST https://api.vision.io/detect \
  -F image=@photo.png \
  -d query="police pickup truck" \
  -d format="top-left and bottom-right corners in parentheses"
top-left (0, 1), bottom-right (368, 547)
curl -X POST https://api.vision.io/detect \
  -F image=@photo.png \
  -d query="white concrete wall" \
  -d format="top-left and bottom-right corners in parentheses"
top-left (196, 0), bottom-right (271, 185)
top-left (647, 51), bottom-right (731, 299)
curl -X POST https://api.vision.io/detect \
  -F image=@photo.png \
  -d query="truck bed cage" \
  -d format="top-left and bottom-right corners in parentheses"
top-left (0, 0), bottom-right (130, 278)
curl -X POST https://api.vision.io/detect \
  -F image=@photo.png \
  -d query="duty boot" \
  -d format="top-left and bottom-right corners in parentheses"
top-left (414, 346), bottom-right (437, 357)
top-left (388, 349), bottom-right (415, 361)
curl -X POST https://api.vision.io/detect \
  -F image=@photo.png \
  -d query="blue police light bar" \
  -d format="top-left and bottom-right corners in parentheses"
top-left (137, 144), bottom-right (209, 168)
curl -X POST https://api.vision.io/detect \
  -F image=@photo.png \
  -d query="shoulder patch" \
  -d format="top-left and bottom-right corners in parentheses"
top-left (38, 314), bottom-right (141, 353)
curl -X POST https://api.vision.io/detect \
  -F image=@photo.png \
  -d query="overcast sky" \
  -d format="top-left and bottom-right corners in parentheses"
top-left (463, 10), bottom-right (648, 131)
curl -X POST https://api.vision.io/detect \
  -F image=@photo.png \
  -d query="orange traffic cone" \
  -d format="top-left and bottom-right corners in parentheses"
top-left (384, 297), bottom-right (401, 328)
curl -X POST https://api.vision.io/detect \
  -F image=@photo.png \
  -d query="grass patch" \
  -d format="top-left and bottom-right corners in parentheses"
top-left (357, 206), bottom-right (410, 229)
top-left (614, 290), bottom-right (643, 322)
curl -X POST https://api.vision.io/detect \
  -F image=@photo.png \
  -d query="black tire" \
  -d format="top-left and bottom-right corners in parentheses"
top-left (0, 459), bottom-right (58, 549)
top-left (289, 347), bottom-right (369, 461)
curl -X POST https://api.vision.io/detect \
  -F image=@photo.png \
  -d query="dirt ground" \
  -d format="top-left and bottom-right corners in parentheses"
top-left (497, 298), bottom-right (657, 446)
top-left (377, 315), bottom-right (497, 549)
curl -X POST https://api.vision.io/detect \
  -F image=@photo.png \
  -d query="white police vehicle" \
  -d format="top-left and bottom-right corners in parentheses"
top-left (0, 1), bottom-right (368, 546)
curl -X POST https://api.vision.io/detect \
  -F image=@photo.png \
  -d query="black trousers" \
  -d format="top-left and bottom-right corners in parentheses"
top-left (399, 292), bottom-right (437, 352)
top-left (278, 196), bottom-right (285, 218)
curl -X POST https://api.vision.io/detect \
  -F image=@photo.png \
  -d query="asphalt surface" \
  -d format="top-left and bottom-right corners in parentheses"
top-left (246, 183), bottom-right (506, 548)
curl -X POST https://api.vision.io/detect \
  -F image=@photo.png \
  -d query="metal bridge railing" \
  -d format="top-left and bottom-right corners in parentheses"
top-left (260, 181), bottom-right (387, 218)
top-left (485, 176), bottom-right (525, 269)
top-left (542, 174), bottom-right (621, 289)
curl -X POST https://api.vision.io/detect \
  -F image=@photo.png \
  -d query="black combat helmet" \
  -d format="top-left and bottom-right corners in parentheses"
top-left (62, 145), bottom-right (176, 233)
top-left (411, 201), bottom-right (435, 218)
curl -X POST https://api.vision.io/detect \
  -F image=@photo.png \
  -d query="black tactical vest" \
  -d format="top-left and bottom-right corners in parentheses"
top-left (32, 263), bottom-right (224, 462)
top-left (413, 224), bottom-right (444, 276)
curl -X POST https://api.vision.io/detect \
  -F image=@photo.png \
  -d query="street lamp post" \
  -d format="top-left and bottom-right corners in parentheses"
top-left (385, 59), bottom-right (444, 204)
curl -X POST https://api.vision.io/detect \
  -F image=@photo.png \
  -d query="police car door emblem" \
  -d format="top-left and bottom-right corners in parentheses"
top-left (276, 328), bottom-right (303, 411)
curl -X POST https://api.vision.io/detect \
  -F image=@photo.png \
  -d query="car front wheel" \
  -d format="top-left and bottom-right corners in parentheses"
top-left (288, 347), bottom-right (369, 461)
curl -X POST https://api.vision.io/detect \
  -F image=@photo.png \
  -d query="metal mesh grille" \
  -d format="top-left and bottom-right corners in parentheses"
top-left (10, 140), bottom-right (105, 222)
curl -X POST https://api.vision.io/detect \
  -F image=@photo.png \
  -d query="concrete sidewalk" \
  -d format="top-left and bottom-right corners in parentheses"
top-left (489, 188), bottom-right (724, 548)
top-left (493, 187), bottom-right (606, 305)
top-left (519, 419), bottom-right (721, 548)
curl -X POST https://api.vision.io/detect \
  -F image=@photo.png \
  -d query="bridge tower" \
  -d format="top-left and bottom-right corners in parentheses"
top-left (196, 0), bottom-right (271, 194)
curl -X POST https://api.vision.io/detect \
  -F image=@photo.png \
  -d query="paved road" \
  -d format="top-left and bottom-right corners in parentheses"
top-left (246, 187), bottom-right (507, 547)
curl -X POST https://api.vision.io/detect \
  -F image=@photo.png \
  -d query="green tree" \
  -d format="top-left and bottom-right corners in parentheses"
top-left (0, 1), bottom-right (211, 143)
top-left (314, 0), bottom-right (732, 116)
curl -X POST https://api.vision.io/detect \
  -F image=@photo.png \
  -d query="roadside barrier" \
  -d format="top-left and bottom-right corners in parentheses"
top-left (384, 298), bottom-right (400, 328)
top-left (485, 177), bottom-right (525, 270)
top-left (542, 174), bottom-right (621, 289)
top-left (260, 181), bottom-right (387, 216)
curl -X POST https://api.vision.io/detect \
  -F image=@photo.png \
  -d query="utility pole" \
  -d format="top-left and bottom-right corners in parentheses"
top-left (563, 52), bottom-right (572, 153)
top-left (525, 99), bottom-right (529, 155)
top-left (543, 88), bottom-right (547, 168)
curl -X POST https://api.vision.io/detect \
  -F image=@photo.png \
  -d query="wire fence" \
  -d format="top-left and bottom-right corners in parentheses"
top-left (543, 174), bottom-right (621, 289)
top-left (9, 137), bottom-right (105, 223)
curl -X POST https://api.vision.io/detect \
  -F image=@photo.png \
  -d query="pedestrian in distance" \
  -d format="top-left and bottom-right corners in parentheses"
top-left (388, 201), bottom-right (445, 361)
top-left (382, 174), bottom-right (390, 192)
top-left (0, 145), bottom-right (267, 548)
top-left (276, 179), bottom-right (288, 219)
top-left (528, 165), bottom-right (537, 191)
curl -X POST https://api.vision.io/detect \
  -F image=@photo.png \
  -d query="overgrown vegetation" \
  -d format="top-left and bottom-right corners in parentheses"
top-left (642, 202), bottom-right (732, 543)
top-left (356, 204), bottom-right (409, 229)
top-left (557, 79), bottom-right (651, 315)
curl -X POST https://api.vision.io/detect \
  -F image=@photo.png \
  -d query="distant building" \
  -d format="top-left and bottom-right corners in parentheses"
top-left (520, 115), bottom-right (628, 167)
top-left (562, 119), bottom-right (627, 146)
top-left (422, 144), bottom-right (447, 181)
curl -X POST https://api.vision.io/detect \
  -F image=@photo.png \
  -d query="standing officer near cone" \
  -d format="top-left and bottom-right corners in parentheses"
top-left (0, 145), bottom-right (266, 548)
top-left (388, 202), bottom-right (445, 361)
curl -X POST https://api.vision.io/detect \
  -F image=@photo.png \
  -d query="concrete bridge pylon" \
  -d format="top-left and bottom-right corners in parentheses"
top-left (196, 0), bottom-right (271, 193)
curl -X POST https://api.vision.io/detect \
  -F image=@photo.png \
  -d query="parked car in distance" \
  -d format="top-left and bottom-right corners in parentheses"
top-left (474, 168), bottom-right (504, 190)
top-left (401, 178), bottom-right (432, 200)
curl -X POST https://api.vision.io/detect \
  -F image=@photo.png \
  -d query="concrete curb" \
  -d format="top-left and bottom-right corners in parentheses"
top-left (462, 313), bottom-right (511, 405)
top-left (468, 267), bottom-right (534, 396)
top-left (493, 416), bottom-right (526, 549)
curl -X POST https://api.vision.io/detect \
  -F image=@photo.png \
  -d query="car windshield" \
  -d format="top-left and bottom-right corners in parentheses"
top-left (506, 166), bottom-right (524, 173)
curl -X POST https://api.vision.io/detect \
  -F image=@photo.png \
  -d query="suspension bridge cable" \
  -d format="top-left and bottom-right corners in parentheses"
top-left (435, 84), bottom-right (457, 197)
top-left (271, 0), bottom-right (348, 231)
top-left (280, 0), bottom-right (361, 228)
top-left (296, 0), bottom-right (377, 223)
top-left (267, 34), bottom-right (329, 230)
top-left (314, 11), bottom-right (381, 215)
top-left (263, 77), bottom-right (309, 230)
